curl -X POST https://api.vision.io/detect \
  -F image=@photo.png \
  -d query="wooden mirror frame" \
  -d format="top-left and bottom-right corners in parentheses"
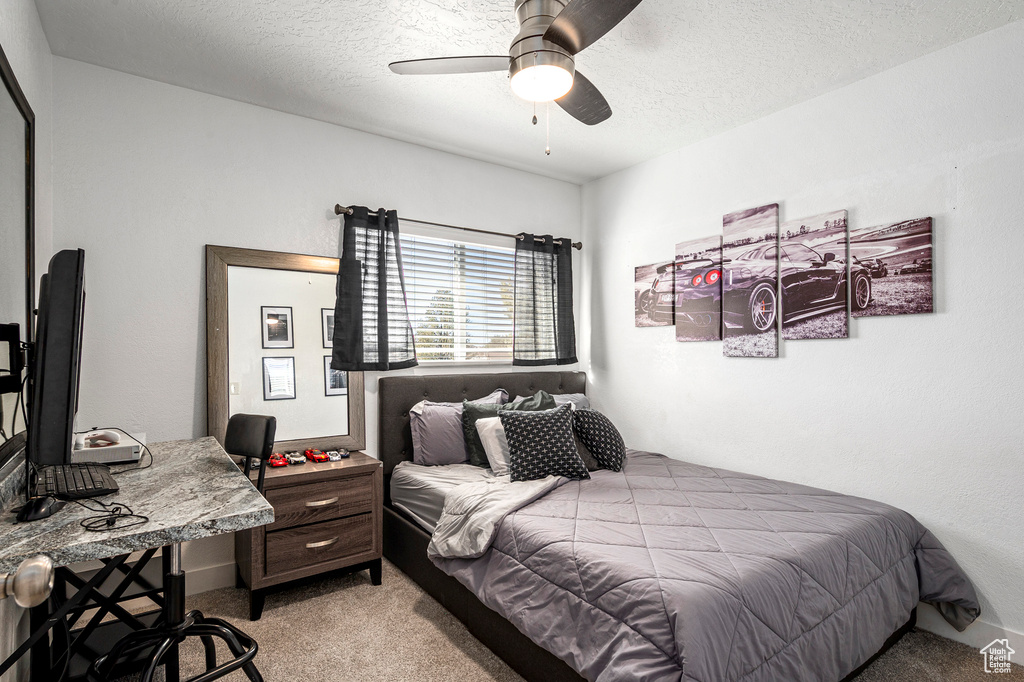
top-left (205, 245), bottom-right (366, 452)
top-left (0, 40), bottom-right (36, 347)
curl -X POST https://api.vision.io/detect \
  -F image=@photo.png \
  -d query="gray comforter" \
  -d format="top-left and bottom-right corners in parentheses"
top-left (432, 450), bottom-right (980, 682)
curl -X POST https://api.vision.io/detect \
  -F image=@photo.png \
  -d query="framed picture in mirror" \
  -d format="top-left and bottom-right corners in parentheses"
top-left (261, 306), bottom-right (293, 349)
top-left (322, 308), bottom-right (335, 348)
top-left (262, 357), bottom-right (296, 401)
top-left (323, 356), bottom-right (347, 396)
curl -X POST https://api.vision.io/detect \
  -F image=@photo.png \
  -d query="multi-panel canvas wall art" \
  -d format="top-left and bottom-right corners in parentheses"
top-left (634, 262), bottom-right (674, 327)
top-left (850, 217), bottom-right (933, 317)
top-left (779, 210), bottom-right (850, 340)
top-left (674, 236), bottom-right (723, 342)
top-left (634, 204), bottom-right (934, 357)
top-left (722, 204), bottom-right (780, 357)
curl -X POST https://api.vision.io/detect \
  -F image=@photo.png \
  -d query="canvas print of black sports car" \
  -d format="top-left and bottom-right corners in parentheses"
top-left (634, 261), bottom-right (674, 327)
top-left (778, 209), bottom-right (859, 340)
top-left (722, 204), bottom-right (780, 357)
top-left (849, 217), bottom-right (933, 317)
top-left (674, 236), bottom-right (723, 342)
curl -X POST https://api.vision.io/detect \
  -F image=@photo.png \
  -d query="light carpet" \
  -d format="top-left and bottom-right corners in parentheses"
top-left (144, 560), bottom-right (1018, 681)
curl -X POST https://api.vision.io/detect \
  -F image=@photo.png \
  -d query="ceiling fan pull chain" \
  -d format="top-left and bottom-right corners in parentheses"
top-left (533, 100), bottom-right (538, 126)
top-left (545, 102), bottom-right (551, 156)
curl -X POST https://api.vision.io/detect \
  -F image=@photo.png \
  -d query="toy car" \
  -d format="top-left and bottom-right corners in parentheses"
top-left (326, 450), bottom-right (350, 461)
top-left (268, 453), bottom-right (289, 467)
top-left (285, 452), bottom-right (305, 465)
top-left (305, 449), bottom-right (329, 463)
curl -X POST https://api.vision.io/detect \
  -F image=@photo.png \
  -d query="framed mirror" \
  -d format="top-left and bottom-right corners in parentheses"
top-left (206, 245), bottom-right (365, 452)
top-left (0, 40), bottom-right (35, 449)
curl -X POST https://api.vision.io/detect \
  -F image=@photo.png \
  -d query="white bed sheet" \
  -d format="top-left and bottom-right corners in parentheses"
top-left (389, 461), bottom-right (495, 533)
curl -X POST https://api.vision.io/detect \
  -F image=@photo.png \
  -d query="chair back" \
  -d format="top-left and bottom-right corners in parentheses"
top-left (224, 414), bottom-right (277, 494)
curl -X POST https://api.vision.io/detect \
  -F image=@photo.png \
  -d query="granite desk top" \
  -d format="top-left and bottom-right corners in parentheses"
top-left (0, 437), bottom-right (274, 573)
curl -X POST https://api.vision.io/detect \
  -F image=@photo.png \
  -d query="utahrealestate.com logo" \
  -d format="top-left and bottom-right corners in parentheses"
top-left (980, 639), bottom-right (1015, 674)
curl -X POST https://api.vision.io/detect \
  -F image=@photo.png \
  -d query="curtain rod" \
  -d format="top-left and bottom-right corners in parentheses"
top-left (334, 204), bottom-right (583, 251)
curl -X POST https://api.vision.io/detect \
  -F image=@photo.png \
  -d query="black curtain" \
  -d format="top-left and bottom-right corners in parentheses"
top-left (512, 233), bottom-right (577, 366)
top-left (331, 206), bottom-right (418, 371)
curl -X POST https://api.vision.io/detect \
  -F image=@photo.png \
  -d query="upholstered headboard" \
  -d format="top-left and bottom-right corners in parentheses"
top-left (378, 371), bottom-right (587, 478)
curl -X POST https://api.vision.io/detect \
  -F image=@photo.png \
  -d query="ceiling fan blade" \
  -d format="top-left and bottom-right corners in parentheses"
top-left (388, 56), bottom-right (509, 75)
top-left (556, 70), bottom-right (611, 125)
top-left (544, 0), bottom-right (644, 55)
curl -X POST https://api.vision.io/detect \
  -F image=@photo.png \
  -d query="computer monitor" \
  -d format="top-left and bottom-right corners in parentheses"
top-left (27, 249), bottom-right (85, 468)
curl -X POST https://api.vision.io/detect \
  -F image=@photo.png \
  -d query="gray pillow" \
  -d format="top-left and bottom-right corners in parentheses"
top-left (410, 389), bottom-right (507, 465)
top-left (475, 417), bottom-right (510, 475)
top-left (515, 392), bottom-right (590, 410)
top-left (463, 390), bottom-right (557, 467)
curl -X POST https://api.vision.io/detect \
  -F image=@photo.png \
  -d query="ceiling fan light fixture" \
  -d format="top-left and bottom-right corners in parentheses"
top-left (510, 63), bottom-right (574, 102)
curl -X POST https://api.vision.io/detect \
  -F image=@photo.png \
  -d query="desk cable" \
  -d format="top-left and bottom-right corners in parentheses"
top-left (67, 497), bottom-right (149, 532)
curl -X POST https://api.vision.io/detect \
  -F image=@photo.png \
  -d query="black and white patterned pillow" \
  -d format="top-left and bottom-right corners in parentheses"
top-left (500, 404), bottom-right (590, 482)
top-left (572, 409), bottom-right (625, 472)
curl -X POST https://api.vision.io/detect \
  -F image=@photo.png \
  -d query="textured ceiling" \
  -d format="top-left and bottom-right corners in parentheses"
top-left (34, 0), bottom-right (1024, 184)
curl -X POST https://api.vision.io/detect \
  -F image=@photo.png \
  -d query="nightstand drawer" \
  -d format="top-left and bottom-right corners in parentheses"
top-left (265, 473), bottom-right (373, 531)
top-left (265, 514), bottom-right (373, 575)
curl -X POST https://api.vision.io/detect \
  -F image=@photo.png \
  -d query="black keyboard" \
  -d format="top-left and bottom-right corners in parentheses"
top-left (38, 463), bottom-right (120, 500)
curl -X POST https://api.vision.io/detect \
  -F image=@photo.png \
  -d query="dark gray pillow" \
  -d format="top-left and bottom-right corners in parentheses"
top-left (463, 390), bottom-right (557, 467)
top-left (501, 404), bottom-right (590, 482)
top-left (572, 408), bottom-right (625, 472)
top-left (410, 389), bottom-right (506, 465)
top-left (516, 392), bottom-right (590, 410)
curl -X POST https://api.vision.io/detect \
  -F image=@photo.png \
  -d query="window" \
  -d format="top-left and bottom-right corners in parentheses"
top-left (400, 232), bottom-right (515, 363)
top-left (782, 244), bottom-right (818, 263)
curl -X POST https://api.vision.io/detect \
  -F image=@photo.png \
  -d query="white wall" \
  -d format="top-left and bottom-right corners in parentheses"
top-left (581, 21), bottom-right (1024, 651)
top-left (0, 3), bottom-right (51, 679)
top-left (51, 57), bottom-right (580, 586)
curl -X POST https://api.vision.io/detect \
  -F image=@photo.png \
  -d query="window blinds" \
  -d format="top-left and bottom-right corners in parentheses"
top-left (399, 233), bottom-right (515, 363)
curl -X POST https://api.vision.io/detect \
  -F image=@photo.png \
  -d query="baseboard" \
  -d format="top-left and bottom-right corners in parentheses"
top-left (184, 561), bottom-right (237, 596)
top-left (917, 602), bottom-right (1024, 654)
top-left (109, 562), bottom-right (236, 616)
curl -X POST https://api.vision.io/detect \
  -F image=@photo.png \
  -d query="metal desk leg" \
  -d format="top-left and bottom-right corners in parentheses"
top-left (28, 604), bottom-right (50, 682)
top-left (162, 543), bottom-right (184, 682)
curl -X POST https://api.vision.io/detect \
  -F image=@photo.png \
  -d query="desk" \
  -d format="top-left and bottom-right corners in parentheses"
top-left (0, 437), bottom-right (274, 681)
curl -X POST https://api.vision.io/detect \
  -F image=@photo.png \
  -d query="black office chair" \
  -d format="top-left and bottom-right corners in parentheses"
top-left (88, 415), bottom-right (277, 682)
top-left (224, 414), bottom-right (277, 620)
top-left (225, 414), bottom-right (277, 495)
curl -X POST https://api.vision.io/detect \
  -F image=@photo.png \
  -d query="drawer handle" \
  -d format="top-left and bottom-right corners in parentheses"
top-left (305, 537), bottom-right (339, 549)
top-left (305, 497), bottom-right (339, 508)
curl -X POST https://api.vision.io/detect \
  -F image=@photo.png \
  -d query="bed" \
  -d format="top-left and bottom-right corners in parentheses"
top-left (379, 371), bottom-right (979, 682)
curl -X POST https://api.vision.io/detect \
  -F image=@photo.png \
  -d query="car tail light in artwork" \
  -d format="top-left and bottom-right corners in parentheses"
top-left (690, 269), bottom-right (721, 288)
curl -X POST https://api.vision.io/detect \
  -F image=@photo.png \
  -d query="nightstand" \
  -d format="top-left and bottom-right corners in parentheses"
top-left (235, 451), bottom-right (382, 620)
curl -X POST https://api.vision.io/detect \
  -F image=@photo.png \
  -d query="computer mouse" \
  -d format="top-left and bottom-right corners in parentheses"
top-left (82, 430), bottom-right (121, 447)
top-left (16, 496), bottom-right (67, 522)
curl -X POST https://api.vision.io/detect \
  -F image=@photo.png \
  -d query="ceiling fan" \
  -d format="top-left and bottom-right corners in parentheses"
top-left (388, 0), bottom-right (644, 126)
